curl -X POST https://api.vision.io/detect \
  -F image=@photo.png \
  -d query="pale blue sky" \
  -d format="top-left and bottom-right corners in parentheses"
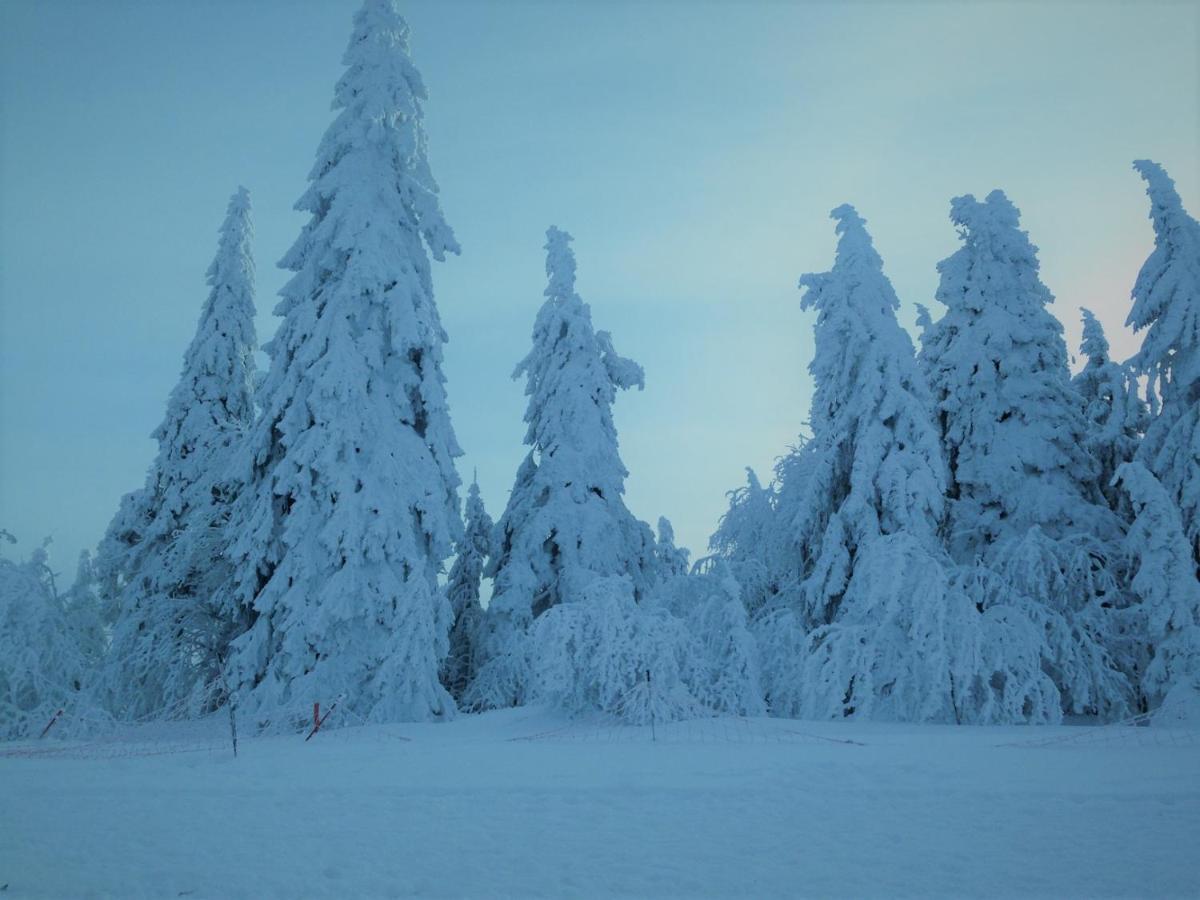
top-left (1, 0), bottom-right (1197, 571)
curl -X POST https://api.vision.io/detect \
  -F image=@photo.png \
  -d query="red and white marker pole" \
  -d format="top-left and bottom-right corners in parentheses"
top-left (305, 699), bottom-right (339, 742)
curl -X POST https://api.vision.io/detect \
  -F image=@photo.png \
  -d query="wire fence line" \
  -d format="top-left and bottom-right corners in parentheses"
top-left (995, 693), bottom-right (1200, 750)
top-left (506, 715), bottom-right (869, 746)
top-left (4, 689), bottom-right (1197, 759)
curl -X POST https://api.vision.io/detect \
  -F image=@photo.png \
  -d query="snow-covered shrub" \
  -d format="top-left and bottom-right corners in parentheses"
top-left (461, 615), bottom-right (530, 713)
top-left (650, 562), bottom-right (766, 717)
top-left (943, 565), bottom-right (1063, 725)
top-left (793, 535), bottom-right (1064, 725)
top-left (750, 608), bottom-right (808, 718)
top-left (0, 539), bottom-right (92, 739)
top-left (1116, 462), bottom-right (1200, 708)
top-left (989, 528), bottom-right (1132, 718)
top-left (529, 577), bottom-right (698, 724)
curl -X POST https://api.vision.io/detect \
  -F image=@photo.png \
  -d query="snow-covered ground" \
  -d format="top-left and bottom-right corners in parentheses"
top-left (2, 709), bottom-right (1198, 899)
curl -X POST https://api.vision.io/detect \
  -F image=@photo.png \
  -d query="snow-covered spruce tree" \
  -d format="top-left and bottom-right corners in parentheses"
top-left (710, 466), bottom-right (784, 619)
top-left (441, 478), bottom-right (494, 703)
top-left (223, 0), bottom-right (462, 726)
top-left (762, 204), bottom-right (1057, 723)
top-left (467, 227), bottom-right (656, 710)
top-left (1127, 160), bottom-right (1200, 576)
top-left (920, 190), bottom-right (1130, 717)
top-left (1073, 309), bottom-right (1147, 513)
top-left (1115, 463), bottom-right (1200, 708)
top-left (0, 537), bottom-right (91, 739)
top-left (64, 551), bottom-right (106, 675)
top-left (921, 190), bottom-right (1120, 557)
top-left (786, 205), bottom-right (946, 627)
top-left (97, 186), bottom-right (257, 720)
top-left (654, 517), bottom-right (690, 579)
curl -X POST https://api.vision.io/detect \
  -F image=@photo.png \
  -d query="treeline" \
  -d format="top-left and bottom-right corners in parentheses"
top-left (2, 0), bottom-right (1197, 738)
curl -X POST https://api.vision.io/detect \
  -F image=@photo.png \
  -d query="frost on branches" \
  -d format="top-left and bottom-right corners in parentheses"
top-left (1072, 309), bottom-right (1147, 514)
top-left (97, 187), bottom-right (258, 720)
top-left (441, 479), bottom-right (494, 703)
top-left (1116, 463), bottom-right (1200, 708)
top-left (223, 0), bottom-right (462, 727)
top-left (468, 227), bottom-right (655, 710)
top-left (1127, 160), bottom-right (1200, 577)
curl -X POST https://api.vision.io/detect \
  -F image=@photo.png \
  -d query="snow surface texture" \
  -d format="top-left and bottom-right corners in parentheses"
top-left (2, 710), bottom-right (1198, 899)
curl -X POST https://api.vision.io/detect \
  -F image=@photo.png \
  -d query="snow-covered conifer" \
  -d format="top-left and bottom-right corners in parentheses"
top-left (1115, 462), bottom-right (1200, 707)
top-left (786, 205), bottom-right (947, 631)
top-left (655, 517), bottom-right (690, 578)
top-left (97, 186), bottom-right (257, 719)
top-left (442, 478), bottom-right (493, 702)
top-left (920, 191), bottom-right (1130, 717)
top-left (761, 205), bottom-right (1061, 723)
top-left (710, 467), bottom-right (784, 618)
top-left (1073, 309), bottom-right (1147, 512)
top-left (469, 227), bottom-right (655, 708)
top-left (1127, 160), bottom-right (1200, 574)
top-left (223, 1), bottom-right (462, 725)
top-left (920, 190), bottom-right (1119, 558)
top-left (64, 551), bottom-right (106, 673)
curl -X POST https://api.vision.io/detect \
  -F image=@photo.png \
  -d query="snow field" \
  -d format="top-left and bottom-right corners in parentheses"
top-left (3, 709), bottom-right (1198, 899)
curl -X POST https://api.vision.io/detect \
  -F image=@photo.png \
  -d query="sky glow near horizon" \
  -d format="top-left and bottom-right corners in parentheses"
top-left (1, 0), bottom-right (1198, 570)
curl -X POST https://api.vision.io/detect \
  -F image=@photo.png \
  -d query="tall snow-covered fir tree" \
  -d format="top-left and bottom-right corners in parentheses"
top-left (920, 190), bottom-right (1130, 717)
top-left (1127, 160), bottom-right (1200, 577)
top-left (97, 186), bottom-right (258, 720)
top-left (1072, 308), bottom-right (1147, 513)
top-left (441, 478), bottom-right (493, 703)
top-left (467, 227), bottom-right (655, 709)
top-left (786, 205), bottom-right (947, 628)
top-left (920, 190), bottom-right (1119, 559)
top-left (223, 0), bottom-right (463, 726)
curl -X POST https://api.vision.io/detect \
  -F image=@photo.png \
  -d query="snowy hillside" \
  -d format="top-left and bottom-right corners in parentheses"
top-left (3, 710), bottom-right (1198, 899)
